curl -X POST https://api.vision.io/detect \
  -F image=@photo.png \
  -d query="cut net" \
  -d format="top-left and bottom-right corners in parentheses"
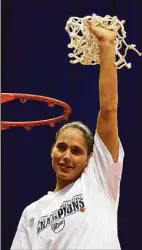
top-left (65, 14), bottom-right (141, 69)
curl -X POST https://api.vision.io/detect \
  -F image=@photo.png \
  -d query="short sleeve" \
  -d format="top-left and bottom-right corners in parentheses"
top-left (10, 209), bottom-right (31, 250)
top-left (93, 132), bottom-right (124, 204)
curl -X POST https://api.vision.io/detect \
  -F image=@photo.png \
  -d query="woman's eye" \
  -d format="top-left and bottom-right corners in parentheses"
top-left (72, 149), bottom-right (80, 155)
top-left (57, 145), bottom-right (66, 151)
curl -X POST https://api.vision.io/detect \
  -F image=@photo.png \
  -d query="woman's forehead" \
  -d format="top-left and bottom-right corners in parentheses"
top-left (56, 127), bottom-right (86, 147)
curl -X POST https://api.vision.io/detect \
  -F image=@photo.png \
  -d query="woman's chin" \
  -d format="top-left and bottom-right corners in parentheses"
top-left (57, 171), bottom-right (75, 181)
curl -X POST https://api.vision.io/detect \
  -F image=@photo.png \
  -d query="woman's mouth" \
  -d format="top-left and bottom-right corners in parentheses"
top-left (59, 164), bottom-right (74, 172)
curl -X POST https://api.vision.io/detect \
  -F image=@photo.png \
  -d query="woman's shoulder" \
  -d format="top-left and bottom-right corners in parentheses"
top-left (23, 194), bottom-right (49, 218)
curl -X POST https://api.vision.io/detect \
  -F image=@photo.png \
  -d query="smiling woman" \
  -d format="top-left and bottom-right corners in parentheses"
top-left (51, 122), bottom-right (93, 191)
top-left (10, 22), bottom-right (126, 250)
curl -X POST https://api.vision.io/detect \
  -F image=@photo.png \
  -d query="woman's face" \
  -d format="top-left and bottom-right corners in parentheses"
top-left (51, 127), bottom-right (90, 181)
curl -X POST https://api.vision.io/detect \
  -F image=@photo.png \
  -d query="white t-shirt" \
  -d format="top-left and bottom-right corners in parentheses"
top-left (11, 132), bottom-right (124, 250)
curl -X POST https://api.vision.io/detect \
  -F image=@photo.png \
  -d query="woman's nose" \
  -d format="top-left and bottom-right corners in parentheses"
top-left (63, 150), bottom-right (71, 161)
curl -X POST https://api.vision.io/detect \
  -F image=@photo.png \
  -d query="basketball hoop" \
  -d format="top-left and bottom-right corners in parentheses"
top-left (1, 93), bottom-right (72, 131)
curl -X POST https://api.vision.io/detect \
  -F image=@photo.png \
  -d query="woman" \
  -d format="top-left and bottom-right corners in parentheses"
top-left (11, 22), bottom-right (124, 249)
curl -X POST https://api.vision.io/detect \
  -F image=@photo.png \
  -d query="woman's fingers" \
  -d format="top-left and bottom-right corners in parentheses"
top-left (116, 20), bottom-right (125, 31)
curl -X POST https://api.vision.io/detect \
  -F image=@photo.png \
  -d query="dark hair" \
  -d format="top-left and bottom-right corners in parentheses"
top-left (55, 121), bottom-right (94, 155)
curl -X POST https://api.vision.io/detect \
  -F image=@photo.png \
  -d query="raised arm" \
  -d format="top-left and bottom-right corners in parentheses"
top-left (88, 23), bottom-right (123, 163)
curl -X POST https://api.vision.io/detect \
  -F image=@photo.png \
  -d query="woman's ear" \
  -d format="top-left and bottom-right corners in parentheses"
top-left (86, 152), bottom-right (93, 165)
top-left (51, 144), bottom-right (55, 158)
top-left (90, 152), bottom-right (93, 158)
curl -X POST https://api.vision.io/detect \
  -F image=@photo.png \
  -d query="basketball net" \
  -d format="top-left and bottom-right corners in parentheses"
top-left (65, 14), bottom-right (141, 69)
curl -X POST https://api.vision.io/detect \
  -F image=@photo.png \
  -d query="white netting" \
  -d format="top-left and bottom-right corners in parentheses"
top-left (65, 14), bottom-right (141, 69)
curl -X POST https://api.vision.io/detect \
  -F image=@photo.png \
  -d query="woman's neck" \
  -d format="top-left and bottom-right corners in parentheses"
top-left (54, 177), bottom-right (74, 192)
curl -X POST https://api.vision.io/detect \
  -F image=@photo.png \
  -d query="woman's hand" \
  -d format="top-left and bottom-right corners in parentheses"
top-left (87, 21), bottom-right (125, 44)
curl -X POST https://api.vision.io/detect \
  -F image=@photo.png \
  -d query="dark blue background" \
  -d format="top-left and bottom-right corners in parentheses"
top-left (2, 1), bottom-right (142, 249)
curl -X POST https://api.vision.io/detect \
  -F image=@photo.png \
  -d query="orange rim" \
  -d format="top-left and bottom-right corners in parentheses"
top-left (1, 93), bottom-right (72, 130)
